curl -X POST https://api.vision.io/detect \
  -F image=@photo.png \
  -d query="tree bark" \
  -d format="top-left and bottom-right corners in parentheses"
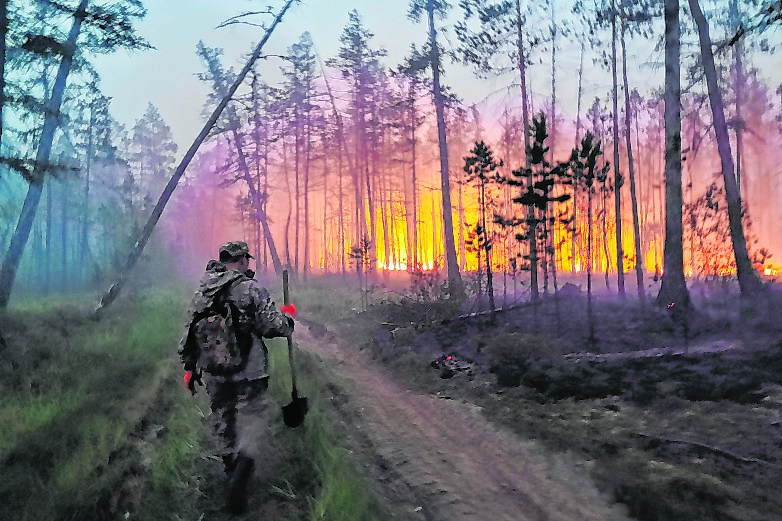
top-left (688, 0), bottom-right (762, 295)
top-left (406, 77), bottom-right (420, 271)
top-left (515, 0), bottom-right (538, 301)
top-left (657, 0), bottom-right (691, 309)
top-left (0, 0), bottom-right (6, 153)
top-left (0, 0), bottom-right (88, 308)
top-left (427, 0), bottom-right (461, 288)
top-left (572, 41), bottom-right (585, 274)
top-left (549, 0), bottom-right (558, 293)
top-left (612, 6), bottom-right (626, 297)
top-left (622, 20), bottom-right (645, 301)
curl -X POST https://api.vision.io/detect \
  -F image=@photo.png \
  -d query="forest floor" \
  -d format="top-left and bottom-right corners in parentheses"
top-left (5, 278), bottom-right (778, 520)
top-left (279, 278), bottom-right (782, 521)
top-left (293, 323), bottom-right (629, 521)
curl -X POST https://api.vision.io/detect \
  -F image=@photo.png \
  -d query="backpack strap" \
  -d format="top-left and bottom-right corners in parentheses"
top-left (185, 280), bottom-right (237, 360)
top-left (186, 277), bottom-right (253, 374)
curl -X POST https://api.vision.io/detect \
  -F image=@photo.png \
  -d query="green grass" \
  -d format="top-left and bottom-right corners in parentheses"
top-left (0, 285), bottom-right (389, 520)
top-left (0, 290), bottom-right (200, 520)
top-left (265, 337), bottom-right (391, 520)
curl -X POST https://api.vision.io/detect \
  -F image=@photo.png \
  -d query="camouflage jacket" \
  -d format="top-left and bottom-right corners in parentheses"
top-left (178, 261), bottom-right (294, 374)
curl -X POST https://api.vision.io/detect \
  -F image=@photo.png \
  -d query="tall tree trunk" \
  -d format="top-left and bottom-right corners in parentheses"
top-left (228, 119), bottom-right (282, 277)
top-left (45, 180), bottom-right (52, 294)
top-left (95, 0), bottom-right (294, 314)
top-left (79, 104), bottom-right (93, 284)
top-left (458, 167), bottom-right (466, 271)
top-left (380, 163), bottom-right (391, 273)
top-left (338, 136), bottom-right (346, 275)
top-left (404, 78), bottom-right (419, 271)
top-left (0, 0), bottom-right (88, 308)
top-left (317, 52), bottom-right (352, 276)
top-left (729, 0), bottom-right (747, 198)
top-left (60, 180), bottom-right (68, 289)
top-left (480, 180), bottom-right (496, 318)
top-left (601, 184), bottom-right (611, 289)
top-left (412, 82), bottom-right (420, 270)
top-left (322, 137), bottom-right (329, 274)
top-left (283, 133), bottom-right (292, 268)
top-left (0, 0), bottom-right (6, 153)
top-left (587, 170), bottom-right (595, 345)
top-left (549, 0), bottom-right (558, 293)
top-left (303, 103), bottom-right (312, 279)
top-left (622, 21), bottom-right (645, 301)
top-left (427, 0), bottom-right (462, 288)
top-left (294, 106), bottom-right (301, 273)
top-left (657, 0), bottom-right (691, 309)
top-left (612, 6), bottom-right (626, 297)
top-left (515, 0), bottom-right (538, 301)
top-left (688, 0), bottom-right (762, 295)
top-left (572, 41), bottom-right (584, 274)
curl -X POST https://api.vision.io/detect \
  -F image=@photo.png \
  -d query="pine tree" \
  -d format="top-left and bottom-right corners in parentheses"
top-left (463, 140), bottom-right (503, 317)
top-left (656, 0), bottom-right (692, 310)
top-left (0, 0), bottom-right (147, 308)
top-left (688, 0), bottom-right (762, 296)
top-left (410, 0), bottom-right (462, 291)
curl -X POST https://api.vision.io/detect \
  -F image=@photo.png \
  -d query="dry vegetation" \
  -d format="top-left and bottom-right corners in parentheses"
top-left (317, 276), bottom-right (782, 521)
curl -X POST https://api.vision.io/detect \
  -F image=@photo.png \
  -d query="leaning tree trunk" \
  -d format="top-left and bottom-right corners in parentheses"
top-left (0, 0), bottom-right (88, 308)
top-left (657, 0), bottom-right (691, 309)
top-left (622, 20), bottom-right (645, 301)
top-left (427, 0), bottom-right (462, 288)
top-left (94, 0), bottom-right (295, 315)
top-left (225, 110), bottom-right (283, 277)
top-left (688, 0), bottom-right (762, 296)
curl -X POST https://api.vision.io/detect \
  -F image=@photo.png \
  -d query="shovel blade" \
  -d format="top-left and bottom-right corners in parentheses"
top-left (282, 396), bottom-right (308, 428)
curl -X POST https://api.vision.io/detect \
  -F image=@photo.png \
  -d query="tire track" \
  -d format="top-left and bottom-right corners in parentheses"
top-left (297, 326), bottom-right (630, 521)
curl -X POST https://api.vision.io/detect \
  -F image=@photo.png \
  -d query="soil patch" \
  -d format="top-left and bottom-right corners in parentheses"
top-left (296, 326), bottom-right (630, 521)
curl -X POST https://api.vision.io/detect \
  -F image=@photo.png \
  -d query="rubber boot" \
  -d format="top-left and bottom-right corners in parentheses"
top-left (225, 453), bottom-right (254, 514)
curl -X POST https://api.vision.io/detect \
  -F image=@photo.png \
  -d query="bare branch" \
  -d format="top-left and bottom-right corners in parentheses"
top-left (216, 9), bottom-right (276, 29)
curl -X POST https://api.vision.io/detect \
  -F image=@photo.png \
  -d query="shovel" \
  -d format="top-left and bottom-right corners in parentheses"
top-left (281, 270), bottom-right (308, 428)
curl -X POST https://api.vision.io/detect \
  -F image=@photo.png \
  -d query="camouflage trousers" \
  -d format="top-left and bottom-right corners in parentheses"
top-left (202, 373), bottom-right (270, 472)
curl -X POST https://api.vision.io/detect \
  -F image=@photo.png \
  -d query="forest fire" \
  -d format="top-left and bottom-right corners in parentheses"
top-left (2, 3), bottom-right (782, 521)
top-left (0, 0), bottom-right (779, 308)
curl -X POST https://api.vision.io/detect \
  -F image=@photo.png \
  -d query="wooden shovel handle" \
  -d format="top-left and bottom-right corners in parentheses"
top-left (283, 269), bottom-right (291, 306)
top-left (282, 270), bottom-right (298, 394)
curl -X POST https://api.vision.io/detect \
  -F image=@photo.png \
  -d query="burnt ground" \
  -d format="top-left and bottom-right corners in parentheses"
top-left (298, 281), bottom-right (782, 521)
top-left (297, 324), bottom-right (629, 521)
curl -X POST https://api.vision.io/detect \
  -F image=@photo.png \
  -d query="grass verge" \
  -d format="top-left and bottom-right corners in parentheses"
top-left (0, 285), bottom-right (389, 520)
top-left (262, 337), bottom-right (391, 520)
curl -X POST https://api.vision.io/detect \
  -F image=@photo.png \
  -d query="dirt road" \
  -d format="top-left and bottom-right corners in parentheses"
top-left (297, 327), bottom-right (630, 521)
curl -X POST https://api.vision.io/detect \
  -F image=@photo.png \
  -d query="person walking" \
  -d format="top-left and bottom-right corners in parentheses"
top-left (178, 240), bottom-right (295, 514)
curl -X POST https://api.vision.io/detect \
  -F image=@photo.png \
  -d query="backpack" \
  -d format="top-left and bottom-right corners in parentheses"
top-left (189, 291), bottom-right (248, 376)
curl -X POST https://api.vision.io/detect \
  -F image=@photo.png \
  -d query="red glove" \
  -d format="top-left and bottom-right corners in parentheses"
top-left (281, 303), bottom-right (296, 318)
top-left (184, 369), bottom-right (202, 395)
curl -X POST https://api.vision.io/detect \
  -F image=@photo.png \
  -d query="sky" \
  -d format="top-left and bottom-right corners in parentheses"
top-left (92, 0), bottom-right (782, 153)
top-left (91, 0), bottom-right (640, 150)
top-left (93, 0), bottom-right (445, 149)
top-left (88, 0), bottom-right (782, 268)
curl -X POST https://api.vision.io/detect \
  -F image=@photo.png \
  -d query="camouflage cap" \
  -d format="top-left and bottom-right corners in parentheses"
top-left (219, 241), bottom-right (254, 259)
